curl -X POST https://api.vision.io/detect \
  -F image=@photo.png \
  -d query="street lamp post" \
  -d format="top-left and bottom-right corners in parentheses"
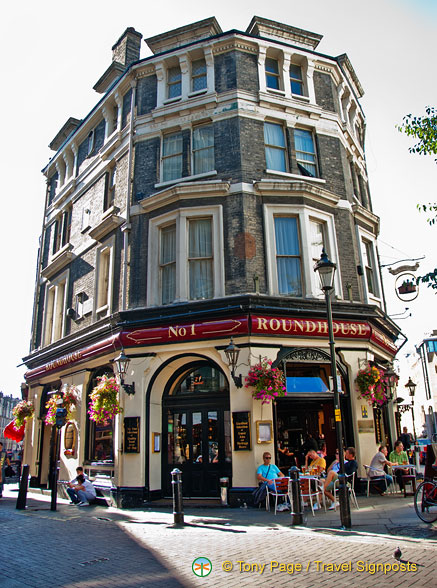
top-left (405, 377), bottom-right (417, 442)
top-left (314, 249), bottom-right (351, 530)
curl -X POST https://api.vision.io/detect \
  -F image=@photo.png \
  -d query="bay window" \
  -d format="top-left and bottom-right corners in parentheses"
top-left (294, 129), bottom-right (317, 177)
top-left (274, 217), bottom-right (302, 296)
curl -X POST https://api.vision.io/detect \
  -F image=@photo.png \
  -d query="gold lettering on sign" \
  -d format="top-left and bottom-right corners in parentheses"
top-left (317, 321), bottom-right (328, 334)
top-left (295, 320), bottom-right (305, 333)
top-left (282, 319), bottom-right (293, 332)
top-left (168, 325), bottom-right (196, 338)
top-left (256, 317), bottom-right (269, 330)
top-left (270, 318), bottom-right (280, 331)
top-left (358, 324), bottom-right (367, 336)
top-left (306, 321), bottom-right (316, 333)
top-left (340, 323), bottom-right (350, 335)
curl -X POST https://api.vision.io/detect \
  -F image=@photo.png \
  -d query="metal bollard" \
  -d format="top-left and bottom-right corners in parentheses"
top-left (289, 466), bottom-right (304, 526)
top-left (220, 477), bottom-right (229, 506)
top-left (16, 464), bottom-right (30, 510)
top-left (171, 468), bottom-right (184, 526)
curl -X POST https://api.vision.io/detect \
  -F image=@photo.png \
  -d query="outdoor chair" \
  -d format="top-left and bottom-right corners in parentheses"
top-left (333, 471), bottom-right (359, 510)
top-left (364, 465), bottom-right (391, 496)
top-left (299, 476), bottom-right (323, 516)
top-left (266, 477), bottom-right (290, 515)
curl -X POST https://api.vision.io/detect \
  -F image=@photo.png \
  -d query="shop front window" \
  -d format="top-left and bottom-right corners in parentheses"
top-left (86, 368), bottom-right (115, 464)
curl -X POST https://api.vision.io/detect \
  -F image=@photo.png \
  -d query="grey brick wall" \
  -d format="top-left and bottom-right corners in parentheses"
top-left (133, 138), bottom-right (160, 202)
top-left (214, 117), bottom-right (242, 181)
top-left (136, 75), bottom-right (157, 116)
top-left (334, 208), bottom-right (362, 302)
top-left (316, 134), bottom-right (348, 198)
top-left (313, 71), bottom-right (339, 114)
top-left (214, 50), bottom-right (259, 94)
top-left (236, 51), bottom-right (259, 93)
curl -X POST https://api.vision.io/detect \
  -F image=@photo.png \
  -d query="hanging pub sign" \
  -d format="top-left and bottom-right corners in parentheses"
top-left (232, 411), bottom-right (251, 451)
top-left (124, 417), bottom-right (140, 453)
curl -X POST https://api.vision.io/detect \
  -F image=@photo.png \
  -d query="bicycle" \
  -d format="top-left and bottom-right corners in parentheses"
top-left (414, 477), bottom-right (437, 523)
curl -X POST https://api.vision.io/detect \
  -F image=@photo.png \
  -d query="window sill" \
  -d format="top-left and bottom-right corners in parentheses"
top-left (266, 88), bottom-right (285, 96)
top-left (42, 246), bottom-right (74, 279)
top-left (155, 170), bottom-right (217, 189)
top-left (291, 93), bottom-right (310, 102)
top-left (163, 96), bottom-right (182, 105)
top-left (96, 304), bottom-right (109, 316)
top-left (264, 170), bottom-right (326, 184)
top-left (188, 89), bottom-right (207, 98)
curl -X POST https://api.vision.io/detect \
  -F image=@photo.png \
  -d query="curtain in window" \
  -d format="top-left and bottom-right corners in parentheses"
top-left (310, 220), bottom-right (325, 263)
top-left (189, 219), bottom-right (213, 300)
top-left (161, 225), bottom-right (176, 304)
top-left (275, 217), bottom-right (302, 296)
top-left (264, 122), bottom-right (286, 171)
top-left (162, 134), bottom-right (183, 181)
top-left (295, 129), bottom-right (316, 176)
top-left (193, 126), bottom-right (214, 174)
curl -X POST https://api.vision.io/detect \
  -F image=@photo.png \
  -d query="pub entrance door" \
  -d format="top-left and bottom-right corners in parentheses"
top-left (162, 362), bottom-right (232, 497)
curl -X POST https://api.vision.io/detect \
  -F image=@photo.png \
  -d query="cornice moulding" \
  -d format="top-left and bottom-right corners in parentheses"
top-left (140, 181), bottom-right (230, 212)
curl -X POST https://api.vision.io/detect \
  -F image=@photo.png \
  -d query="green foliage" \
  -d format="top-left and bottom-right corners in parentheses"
top-left (398, 107), bottom-right (437, 291)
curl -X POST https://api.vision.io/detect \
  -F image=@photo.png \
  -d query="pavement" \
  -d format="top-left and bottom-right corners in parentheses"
top-left (0, 482), bottom-right (436, 588)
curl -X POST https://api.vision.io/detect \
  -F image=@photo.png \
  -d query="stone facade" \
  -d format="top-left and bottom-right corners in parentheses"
top-left (23, 17), bottom-right (401, 507)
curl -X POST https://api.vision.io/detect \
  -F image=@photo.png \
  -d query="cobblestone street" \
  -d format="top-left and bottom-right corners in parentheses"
top-left (0, 484), bottom-right (435, 587)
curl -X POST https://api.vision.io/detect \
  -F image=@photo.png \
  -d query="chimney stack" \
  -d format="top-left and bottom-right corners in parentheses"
top-left (112, 27), bottom-right (142, 67)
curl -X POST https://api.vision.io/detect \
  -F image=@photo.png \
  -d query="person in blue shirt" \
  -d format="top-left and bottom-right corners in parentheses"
top-left (256, 451), bottom-right (284, 490)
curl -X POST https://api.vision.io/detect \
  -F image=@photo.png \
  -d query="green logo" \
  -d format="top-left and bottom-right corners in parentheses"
top-left (192, 557), bottom-right (212, 577)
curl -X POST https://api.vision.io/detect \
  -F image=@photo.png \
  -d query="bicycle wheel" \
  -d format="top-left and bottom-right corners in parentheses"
top-left (414, 481), bottom-right (437, 523)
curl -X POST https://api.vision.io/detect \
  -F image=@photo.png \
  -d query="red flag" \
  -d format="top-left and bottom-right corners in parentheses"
top-left (3, 421), bottom-right (25, 442)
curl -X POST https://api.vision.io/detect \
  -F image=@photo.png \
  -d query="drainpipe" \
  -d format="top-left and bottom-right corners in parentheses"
top-left (121, 76), bottom-right (137, 311)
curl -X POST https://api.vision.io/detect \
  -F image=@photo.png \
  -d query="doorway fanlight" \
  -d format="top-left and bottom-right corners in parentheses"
top-left (224, 337), bottom-right (243, 388)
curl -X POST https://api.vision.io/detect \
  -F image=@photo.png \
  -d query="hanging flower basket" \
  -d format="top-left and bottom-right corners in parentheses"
top-left (44, 385), bottom-right (78, 426)
top-left (398, 280), bottom-right (416, 295)
top-left (12, 400), bottom-right (34, 429)
top-left (88, 375), bottom-right (122, 424)
top-left (245, 358), bottom-right (286, 404)
top-left (355, 364), bottom-right (388, 407)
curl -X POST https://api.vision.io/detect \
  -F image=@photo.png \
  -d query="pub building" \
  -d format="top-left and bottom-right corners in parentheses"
top-left (22, 17), bottom-right (401, 507)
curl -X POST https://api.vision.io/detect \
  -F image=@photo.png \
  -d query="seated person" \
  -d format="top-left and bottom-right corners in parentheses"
top-left (317, 442), bottom-right (327, 459)
top-left (66, 474), bottom-right (96, 506)
top-left (67, 466), bottom-right (88, 488)
top-left (324, 447), bottom-right (358, 509)
top-left (389, 440), bottom-right (410, 489)
top-left (368, 445), bottom-right (397, 495)
top-left (256, 452), bottom-right (284, 491)
top-left (326, 450), bottom-right (340, 474)
top-left (304, 449), bottom-right (326, 475)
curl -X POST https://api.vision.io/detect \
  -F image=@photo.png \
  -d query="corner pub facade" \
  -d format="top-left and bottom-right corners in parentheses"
top-left (22, 16), bottom-right (401, 507)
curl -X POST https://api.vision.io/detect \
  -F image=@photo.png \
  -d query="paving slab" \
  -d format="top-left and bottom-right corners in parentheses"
top-left (0, 483), bottom-right (435, 587)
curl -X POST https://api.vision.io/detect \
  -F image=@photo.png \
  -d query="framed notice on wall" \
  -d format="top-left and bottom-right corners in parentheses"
top-left (124, 417), bottom-right (140, 453)
top-left (232, 411), bottom-right (251, 451)
top-left (256, 420), bottom-right (273, 444)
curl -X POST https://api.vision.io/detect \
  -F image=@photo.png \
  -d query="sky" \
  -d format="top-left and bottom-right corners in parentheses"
top-left (0, 0), bottom-right (435, 398)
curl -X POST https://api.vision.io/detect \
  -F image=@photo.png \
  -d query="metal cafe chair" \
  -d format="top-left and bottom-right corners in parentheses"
top-left (299, 476), bottom-right (323, 516)
top-left (266, 477), bottom-right (290, 515)
top-left (364, 465), bottom-right (391, 496)
top-left (333, 471), bottom-right (359, 510)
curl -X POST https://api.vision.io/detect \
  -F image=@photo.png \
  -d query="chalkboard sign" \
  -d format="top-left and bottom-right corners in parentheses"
top-left (232, 411), bottom-right (251, 451)
top-left (124, 417), bottom-right (140, 453)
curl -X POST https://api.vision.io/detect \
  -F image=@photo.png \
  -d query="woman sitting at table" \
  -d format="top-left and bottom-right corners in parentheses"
top-left (389, 440), bottom-right (410, 490)
top-left (304, 449), bottom-right (326, 475)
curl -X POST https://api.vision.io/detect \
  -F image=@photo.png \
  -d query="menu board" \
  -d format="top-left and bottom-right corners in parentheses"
top-left (232, 411), bottom-right (251, 451)
top-left (124, 417), bottom-right (140, 453)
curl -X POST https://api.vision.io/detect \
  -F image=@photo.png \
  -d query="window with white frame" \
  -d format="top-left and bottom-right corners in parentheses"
top-left (162, 132), bottom-right (183, 182)
top-left (265, 57), bottom-right (281, 90)
top-left (52, 207), bottom-right (72, 255)
top-left (43, 273), bottom-right (68, 346)
top-left (294, 129), bottom-right (317, 177)
top-left (104, 167), bottom-right (116, 211)
top-left (264, 204), bottom-right (340, 299)
top-left (361, 238), bottom-right (379, 297)
top-left (264, 122), bottom-right (287, 172)
top-left (192, 125), bottom-right (214, 175)
top-left (188, 218), bottom-right (213, 300)
top-left (95, 240), bottom-right (114, 317)
top-left (160, 224), bottom-right (176, 305)
top-left (148, 206), bottom-right (224, 306)
top-left (167, 66), bottom-right (182, 99)
top-left (290, 64), bottom-right (304, 95)
top-left (274, 216), bottom-right (302, 296)
top-left (191, 58), bottom-right (207, 92)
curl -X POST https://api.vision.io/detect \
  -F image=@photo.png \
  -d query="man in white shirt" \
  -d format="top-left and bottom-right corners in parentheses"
top-left (66, 474), bottom-right (96, 506)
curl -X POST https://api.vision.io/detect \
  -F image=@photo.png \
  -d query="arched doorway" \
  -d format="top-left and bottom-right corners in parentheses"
top-left (162, 361), bottom-right (232, 497)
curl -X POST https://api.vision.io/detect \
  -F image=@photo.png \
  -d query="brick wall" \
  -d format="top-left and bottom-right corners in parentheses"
top-left (136, 75), bottom-right (157, 116)
top-left (313, 71), bottom-right (338, 114)
top-left (133, 138), bottom-right (160, 201)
